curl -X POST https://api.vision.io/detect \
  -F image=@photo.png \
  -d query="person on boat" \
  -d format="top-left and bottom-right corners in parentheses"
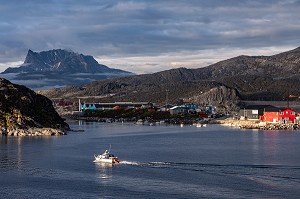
top-left (102, 150), bottom-right (109, 158)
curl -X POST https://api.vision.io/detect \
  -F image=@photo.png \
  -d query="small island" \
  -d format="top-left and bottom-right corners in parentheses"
top-left (0, 78), bottom-right (70, 136)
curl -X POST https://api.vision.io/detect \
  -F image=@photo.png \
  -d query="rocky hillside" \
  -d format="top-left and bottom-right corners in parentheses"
top-left (39, 68), bottom-right (241, 111)
top-left (39, 46), bottom-right (300, 110)
top-left (0, 78), bottom-right (69, 136)
top-left (196, 47), bottom-right (300, 100)
top-left (0, 49), bottom-right (133, 89)
top-left (194, 47), bottom-right (300, 79)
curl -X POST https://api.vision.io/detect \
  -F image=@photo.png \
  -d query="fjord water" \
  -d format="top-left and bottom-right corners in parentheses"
top-left (1, 122), bottom-right (300, 199)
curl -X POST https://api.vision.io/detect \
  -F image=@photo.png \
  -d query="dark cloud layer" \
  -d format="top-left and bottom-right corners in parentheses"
top-left (1, 0), bottom-right (300, 73)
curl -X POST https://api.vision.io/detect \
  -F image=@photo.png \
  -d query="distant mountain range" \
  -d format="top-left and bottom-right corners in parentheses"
top-left (39, 46), bottom-right (300, 111)
top-left (0, 49), bottom-right (133, 89)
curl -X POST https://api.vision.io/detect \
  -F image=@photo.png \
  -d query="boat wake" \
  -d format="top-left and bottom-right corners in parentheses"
top-left (119, 161), bottom-right (300, 172)
top-left (96, 160), bottom-right (300, 186)
top-left (119, 161), bottom-right (140, 165)
top-left (120, 161), bottom-right (172, 168)
top-left (97, 158), bottom-right (300, 177)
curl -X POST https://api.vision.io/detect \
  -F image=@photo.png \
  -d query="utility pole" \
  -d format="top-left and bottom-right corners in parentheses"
top-left (287, 90), bottom-right (290, 108)
top-left (78, 98), bottom-right (81, 111)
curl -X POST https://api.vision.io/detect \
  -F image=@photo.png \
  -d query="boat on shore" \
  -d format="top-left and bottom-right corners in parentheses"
top-left (193, 123), bottom-right (207, 128)
top-left (94, 146), bottom-right (120, 163)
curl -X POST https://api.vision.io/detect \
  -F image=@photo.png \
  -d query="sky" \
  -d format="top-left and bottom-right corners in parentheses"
top-left (0, 0), bottom-right (300, 74)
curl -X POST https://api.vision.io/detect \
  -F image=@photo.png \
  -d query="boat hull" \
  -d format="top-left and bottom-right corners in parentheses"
top-left (94, 155), bottom-right (120, 163)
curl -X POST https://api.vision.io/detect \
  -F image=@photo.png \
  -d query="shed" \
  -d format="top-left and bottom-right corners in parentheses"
top-left (239, 105), bottom-right (271, 120)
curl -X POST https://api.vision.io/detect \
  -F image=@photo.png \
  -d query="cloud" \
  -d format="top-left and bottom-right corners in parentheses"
top-left (0, 0), bottom-right (300, 74)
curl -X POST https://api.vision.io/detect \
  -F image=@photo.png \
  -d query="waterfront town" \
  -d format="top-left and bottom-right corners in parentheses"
top-left (52, 98), bottom-right (300, 130)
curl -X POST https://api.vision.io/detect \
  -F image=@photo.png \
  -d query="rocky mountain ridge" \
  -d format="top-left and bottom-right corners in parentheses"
top-left (195, 46), bottom-right (300, 79)
top-left (3, 49), bottom-right (128, 74)
top-left (0, 49), bottom-right (133, 89)
top-left (39, 46), bottom-right (300, 111)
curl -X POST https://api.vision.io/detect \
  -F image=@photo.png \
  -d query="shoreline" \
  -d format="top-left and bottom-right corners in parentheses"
top-left (0, 127), bottom-right (67, 136)
top-left (70, 115), bottom-right (300, 130)
top-left (3, 118), bottom-right (299, 136)
top-left (216, 118), bottom-right (300, 130)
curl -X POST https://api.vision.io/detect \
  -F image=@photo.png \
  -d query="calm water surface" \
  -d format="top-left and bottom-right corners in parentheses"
top-left (1, 121), bottom-right (300, 199)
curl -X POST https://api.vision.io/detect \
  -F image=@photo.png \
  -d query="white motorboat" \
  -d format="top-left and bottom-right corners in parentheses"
top-left (195, 123), bottom-right (207, 128)
top-left (196, 123), bottom-right (202, 128)
top-left (94, 147), bottom-right (120, 163)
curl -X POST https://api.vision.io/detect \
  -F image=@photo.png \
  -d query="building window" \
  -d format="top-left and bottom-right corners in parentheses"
top-left (291, 112), bottom-right (295, 115)
top-left (252, 110), bottom-right (258, 114)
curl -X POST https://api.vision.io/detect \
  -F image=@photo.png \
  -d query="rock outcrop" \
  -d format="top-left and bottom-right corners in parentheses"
top-left (0, 78), bottom-right (70, 136)
top-left (190, 86), bottom-right (240, 112)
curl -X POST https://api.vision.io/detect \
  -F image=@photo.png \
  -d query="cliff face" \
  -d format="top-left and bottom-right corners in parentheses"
top-left (189, 86), bottom-right (240, 112)
top-left (0, 78), bottom-right (69, 135)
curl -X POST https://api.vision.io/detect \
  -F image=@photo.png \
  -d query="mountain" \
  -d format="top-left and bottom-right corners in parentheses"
top-left (0, 78), bottom-right (69, 136)
top-left (39, 46), bottom-right (300, 111)
top-left (194, 46), bottom-right (300, 79)
top-left (193, 46), bottom-right (300, 100)
top-left (1, 49), bottom-right (133, 89)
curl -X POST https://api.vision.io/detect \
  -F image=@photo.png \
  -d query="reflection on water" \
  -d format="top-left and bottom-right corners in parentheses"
top-left (264, 132), bottom-right (280, 164)
top-left (0, 136), bottom-right (24, 171)
top-left (94, 162), bottom-right (116, 183)
top-left (0, 135), bottom-right (57, 173)
top-left (249, 130), bottom-right (298, 165)
top-left (95, 162), bottom-right (115, 169)
top-left (251, 131), bottom-right (260, 162)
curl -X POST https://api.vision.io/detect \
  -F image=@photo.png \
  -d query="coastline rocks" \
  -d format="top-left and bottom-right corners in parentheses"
top-left (261, 124), bottom-right (300, 130)
top-left (218, 118), bottom-right (300, 130)
top-left (238, 122), bottom-right (300, 130)
top-left (1, 127), bottom-right (66, 136)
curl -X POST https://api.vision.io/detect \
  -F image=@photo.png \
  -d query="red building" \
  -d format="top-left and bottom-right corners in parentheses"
top-left (260, 106), bottom-right (281, 123)
top-left (279, 108), bottom-right (296, 123)
top-left (260, 106), bottom-right (297, 124)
